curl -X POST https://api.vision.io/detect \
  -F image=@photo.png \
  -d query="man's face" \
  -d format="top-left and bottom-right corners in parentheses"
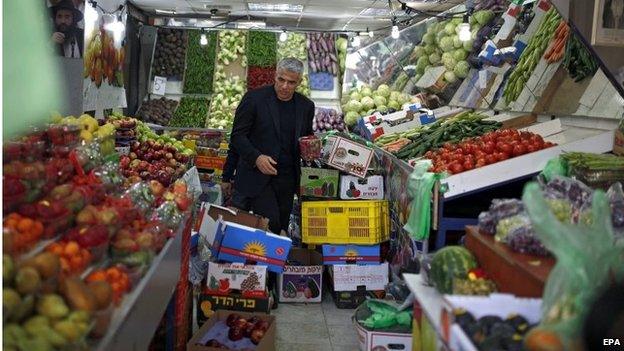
top-left (55, 9), bottom-right (74, 32)
top-left (274, 69), bottom-right (301, 101)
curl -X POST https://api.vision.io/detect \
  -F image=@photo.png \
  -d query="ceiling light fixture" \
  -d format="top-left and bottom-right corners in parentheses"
top-left (352, 36), bottom-right (361, 47)
top-left (200, 33), bottom-right (208, 46)
top-left (279, 30), bottom-right (288, 42)
top-left (369, 30), bottom-right (374, 38)
top-left (248, 3), bottom-right (303, 13)
top-left (155, 9), bottom-right (176, 15)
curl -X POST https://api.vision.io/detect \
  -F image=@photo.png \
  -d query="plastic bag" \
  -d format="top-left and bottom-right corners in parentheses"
top-left (607, 182), bottom-right (624, 239)
top-left (504, 225), bottom-right (549, 256)
top-left (539, 157), bottom-right (568, 183)
top-left (478, 199), bottom-right (525, 235)
top-left (494, 214), bottom-right (531, 242)
top-left (522, 182), bottom-right (624, 348)
top-left (403, 160), bottom-right (445, 240)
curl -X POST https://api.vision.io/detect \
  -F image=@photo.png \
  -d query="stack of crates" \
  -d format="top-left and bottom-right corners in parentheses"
top-left (297, 135), bottom-right (390, 309)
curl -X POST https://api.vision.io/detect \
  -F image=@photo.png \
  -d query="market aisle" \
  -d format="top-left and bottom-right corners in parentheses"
top-left (274, 293), bottom-right (359, 351)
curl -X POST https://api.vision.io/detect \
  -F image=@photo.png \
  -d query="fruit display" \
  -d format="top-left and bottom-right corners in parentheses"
top-left (152, 28), bottom-right (188, 79)
top-left (46, 241), bottom-right (93, 276)
top-left (452, 268), bottom-right (497, 295)
top-left (137, 97), bottom-right (179, 126)
top-left (247, 31), bottom-right (277, 67)
top-left (183, 30), bottom-right (217, 94)
top-left (52, 114), bottom-right (115, 150)
top-left (408, 10), bottom-right (495, 85)
top-left (312, 107), bottom-right (346, 133)
top-left (204, 313), bottom-right (270, 346)
top-left (306, 32), bottom-right (338, 76)
top-left (375, 111), bottom-right (500, 161)
top-left (429, 246), bottom-right (478, 294)
top-left (341, 84), bottom-right (413, 127)
top-left (424, 129), bottom-right (556, 175)
top-left (169, 96), bottom-right (210, 128)
top-left (86, 266), bottom-right (131, 305)
top-left (503, 8), bottom-right (561, 104)
top-left (207, 75), bottom-right (246, 129)
top-left (543, 20), bottom-right (569, 63)
top-left (297, 73), bottom-right (311, 97)
top-left (453, 309), bottom-right (535, 350)
top-left (3, 213), bottom-right (44, 255)
top-left (562, 34), bottom-right (599, 82)
top-left (84, 26), bottom-right (125, 87)
top-left (247, 66), bottom-right (276, 90)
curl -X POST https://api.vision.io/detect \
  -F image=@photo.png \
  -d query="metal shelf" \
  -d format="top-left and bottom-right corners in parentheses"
top-left (91, 225), bottom-right (184, 351)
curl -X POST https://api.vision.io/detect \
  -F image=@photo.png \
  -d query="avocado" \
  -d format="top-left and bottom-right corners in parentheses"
top-left (489, 322), bottom-right (516, 338)
top-left (479, 335), bottom-right (504, 351)
top-left (506, 314), bottom-right (530, 334)
top-left (307, 278), bottom-right (320, 298)
top-left (477, 315), bottom-right (503, 334)
top-left (454, 309), bottom-right (476, 331)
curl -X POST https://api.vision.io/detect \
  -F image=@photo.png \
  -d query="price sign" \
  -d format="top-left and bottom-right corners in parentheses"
top-left (152, 76), bottom-right (167, 95)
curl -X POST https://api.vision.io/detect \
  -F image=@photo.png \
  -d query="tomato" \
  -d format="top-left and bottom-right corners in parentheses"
top-left (475, 150), bottom-right (487, 159)
top-left (463, 159), bottom-right (474, 170)
top-left (513, 144), bottom-right (527, 157)
top-left (544, 142), bottom-right (556, 148)
top-left (481, 134), bottom-right (494, 143)
top-left (424, 151), bottom-right (434, 158)
top-left (485, 154), bottom-right (496, 165)
top-left (498, 152), bottom-right (510, 161)
top-left (449, 163), bottom-right (464, 174)
top-left (526, 144), bottom-right (538, 153)
top-left (454, 148), bottom-right (465, 156)
top-left (475, 158), bottom-right (487, 168)
top-left (496, 142), bottom-right (512, 154)
top-left (483, 142), bottom-right (495, 154)
top-left (443, 142), bottom-right (454, 150)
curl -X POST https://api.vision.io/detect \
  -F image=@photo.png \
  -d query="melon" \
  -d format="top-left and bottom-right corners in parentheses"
top-left (429, 246), bottom-right (477, 294)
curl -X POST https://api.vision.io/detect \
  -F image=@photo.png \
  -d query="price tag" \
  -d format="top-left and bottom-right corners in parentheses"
top-left (479, 70), bottom-right (488, 89)
top-left (152, 76), bottom-right (167, 95)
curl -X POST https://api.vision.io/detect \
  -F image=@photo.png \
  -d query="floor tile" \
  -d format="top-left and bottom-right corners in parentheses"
top-left (327, 324), bottom-right (359, 346)
top-left (276, 321), bottom-right (330, 345)
top-left (332, 345), bottom-right (360, 351)
top-left (277, 343), bottom-right (333, 351)
top-left (322, 300), bottom-right (356, 326)
top-left (274, 303), bottom-right (326, 325)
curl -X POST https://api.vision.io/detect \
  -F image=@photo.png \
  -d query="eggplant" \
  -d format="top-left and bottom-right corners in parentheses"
top-left (309, 61), bottom-right (317, 73)
top-left (320, 38), bottom-right (328, 52)
top-left (329, 53), bottom-right (338, 63)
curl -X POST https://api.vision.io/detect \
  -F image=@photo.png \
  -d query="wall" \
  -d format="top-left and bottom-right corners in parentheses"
top-left (569, 0), bottom-right (624, 88)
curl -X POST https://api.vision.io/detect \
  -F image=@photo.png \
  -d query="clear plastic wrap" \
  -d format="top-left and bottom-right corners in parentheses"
top-left (607, 182), bottom-right (624, 239)
top-left (542, 176), bottom-right (593, 214)
top-left (121, 182), bottom-right (155, 215)
top-left (494, 214), bottom-right (531, 242)
top-left (478, 199), bottom-right (525, 235)
top-left (504, 225), bottom-right (549, 256)
top-left (151, 201), bottom-right (184, 230)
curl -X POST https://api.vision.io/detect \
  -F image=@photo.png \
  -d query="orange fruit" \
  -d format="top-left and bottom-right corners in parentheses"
top-left (70, 256), bottom-right (84, 271)
top-left (17, 218), bottom-right (34, 232)
top-left (106, 268), bottom-right (121, 281)
top-left (81, 249), bottom-right (92, 263)
top-left (64, 241), bottom-right (80, 256)
top-left (32, 221), bottom-right (44, 238)
top-left (87, 270), bottom-right (107, 282)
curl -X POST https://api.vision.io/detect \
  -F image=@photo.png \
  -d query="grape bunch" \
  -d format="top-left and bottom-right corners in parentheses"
top-left (505, 226), bottom-right (549, 256)
top-left (241, 272), bottom-right (260, 291)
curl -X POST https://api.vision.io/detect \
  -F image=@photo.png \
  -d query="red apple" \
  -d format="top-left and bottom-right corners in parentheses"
top-left (254, 320), bottom-right (269, 332)
top-left (228, 326), bottom-right (244, 341)
top-left (243, 322), bottom-right (256, 338)
top-left (248, 316), bottom-right (260, 325)
top-left (234, 318), bottom-right (248, 329)
top-left (174, 195), bottom-right (191, 211)
top-left (226, 313), bottom-right (241, 327)
top-left (250, 328), bottom-right (265, 345)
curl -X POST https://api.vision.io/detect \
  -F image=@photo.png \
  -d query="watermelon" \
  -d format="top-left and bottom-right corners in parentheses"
top-left (429, 246), bottom-right (477, 294)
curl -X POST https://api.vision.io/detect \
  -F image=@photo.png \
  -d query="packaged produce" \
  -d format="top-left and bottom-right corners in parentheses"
top-left (46, 240), bottom-right (93, 276)
top-left (86, 266), bottom-right (131, 304)
top-left (3, 213), bottom-right (44, 255)
top-left (183, 30), bottom-right (217, 94)
top-left (478, 199), bottom-right (525, 235)
top-left (312, 107), bottom-right (346, 133)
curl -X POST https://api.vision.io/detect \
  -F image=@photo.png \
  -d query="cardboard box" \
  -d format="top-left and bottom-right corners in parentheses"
top-left (196, 292), bottom-right (271, 326)
top-left (300, 168), bottom-right (339, 198)
top-left (354, 303), bottom-right (413, 351)
top-left (324, 136), bottom-right (374, 178)
top-left (277, 248), bottom-right (323, 303)
top-left (322, 244), bottom-right (381, 265)
top-left (197, 203), bottom-right (269, 247)
top-left (206, 262), bottom-right (267, 297)
top-left (213, 220), bottom-right (292, 273)
top-left (442, 294), bottom-right (542, 350)
top-left (188, 310), bottom-right (275, 351)
top-left (339, 175), bottom-right (384, 200)
top-left (327, 263), bottom-right (388, 308)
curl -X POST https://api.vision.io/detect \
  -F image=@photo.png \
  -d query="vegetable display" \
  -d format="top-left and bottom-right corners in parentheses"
top-left (152, 28), bottom-right (187, 78)
top-left (306, 33), bottom-right (338, 76)
top-left (169, 97), bottom-right (209, 128)
top-left (562, 34), bottom-right (598, 82)
top-left (247, 66), bottom-right (275, 90)
top-left (475, 0), bottom-right (509, 11)
top-left (216, 30), bottom-right (247, 67)
top-left (503, 8), bottom-right (561, 104)
top-left (543, 20), bottom-right (569, 63)
top-left (409, 10), bottom-right (494, 86)
top-left (183, 31), bottom-right (217, 94)
top-left (341, 84), bottom-right (412, 127)
top-left (336, 36), bottom-right (348, 79)
top-left (208, 76), bottom-right (246, 129)
top-left (277, 32), bottom-right (307, 61)
top-left (380, 111), bottom-right (500, 161)
top-left (137, 97), bottom-right (178, 126)
top-left (429, 246), bottom-right (478, 294)
top-left (247, 31), bottom-right (277, 67)
top-left (453, 310), bottom-right (535, 351)
top-left (297, 74), bottom-right (311, 97)
top-left (312, 107), bottom-right (346, 133)
top-left (425, 129), bottom-right (556, 174)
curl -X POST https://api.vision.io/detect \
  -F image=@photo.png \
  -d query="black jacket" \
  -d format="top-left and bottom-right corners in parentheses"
top-left (230, 85), bottom-right (314, 197)
top-left (222, 146), bottom-right (238, 183)
top-left (56, 28), bottom-right (84, 58)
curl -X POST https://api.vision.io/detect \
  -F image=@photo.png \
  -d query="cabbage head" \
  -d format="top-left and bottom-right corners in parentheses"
top-left (416, 56), bottom-right (430, 72)
top-left (439, 36), bottom-right (455, 52)
top-left (422, 33), bottom-right (435, 45)
top-left (463, 39), bottom-right (474, 52)
top-left (373, 95), bottom-right (387, 107)
top-left (377, 105), bottom-right (388, 113)
top-left (429, 52), bottom-right (441, 65)
top-left (375, 84), bottom-right (391, 98)
top-left (389, 91), bottom-right (401, 102)
top-left (444, 71), bottom-right (457, 84)
top-left (344, 111), bottom-right (360, 126)
top-left (361, 96), bottom-right (375, 110)
top-left (388, 100), bottom-right (401, 110)
top-left (454, 60), bottom-right (470, 79)
top-left (346, 100), bottom-right (362, 113)
top-left (360, 86), bottom-right (373, 97)
top-left (350, 92), bottom-right (362, 101)
top-left (424, 44), bottom-right (437, 55)
top-left (453, 35), bottom-right (462, 49)
top-left (473, 10), bottom-right (494, 26)
top-left (444, 22), bottom-right (456, 35)
top-left (453, 49), bottom-right (468, 61)
top-left (412, 46), bottom-right (426, 60)
top-left (443, 56), bottom-right (457, 70)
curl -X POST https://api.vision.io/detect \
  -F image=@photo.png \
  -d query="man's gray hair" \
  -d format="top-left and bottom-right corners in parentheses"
top-left (277, 57), bottom-right (304, 75)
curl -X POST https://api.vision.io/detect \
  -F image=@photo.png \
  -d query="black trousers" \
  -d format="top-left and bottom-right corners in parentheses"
top-left (231, 169), bottom-right (296, 235)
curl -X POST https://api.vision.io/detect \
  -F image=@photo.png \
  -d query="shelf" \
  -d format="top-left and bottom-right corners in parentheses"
top-left (441, 127), bottom-right (615, 199)
top-left (402, 273), bottom-right (447, 341)
top-left (91, 224), bottom-right (184, 351)
top-left (464, 226), bottom-right (554, 297)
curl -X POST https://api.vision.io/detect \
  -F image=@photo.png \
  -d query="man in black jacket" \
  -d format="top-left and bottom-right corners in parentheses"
top-left (229, 57), bottom-right (314, 234)
top-left (50, 0), bottom-right (84, 58)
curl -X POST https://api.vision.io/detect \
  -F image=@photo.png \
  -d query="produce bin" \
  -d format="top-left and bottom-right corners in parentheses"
top-left (301, 200), bottom-right (389, 244)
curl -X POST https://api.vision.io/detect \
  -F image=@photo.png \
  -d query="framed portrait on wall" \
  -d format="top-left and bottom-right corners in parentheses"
top-left (592, 0), bottom-right (624, 46)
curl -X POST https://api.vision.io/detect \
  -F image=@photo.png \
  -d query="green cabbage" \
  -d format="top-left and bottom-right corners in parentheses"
top-left (473, 10), bottom-right (494, 27)
top-left (412, 46), bottom-right (426, 60)
top-left (361, 96), bottom-right (375, 110)
top-left (443, 56), bottom-right (457, 70)
top-left (463, 39), bottom-right (474, 52)
top-left (360, 86), bottom-right (373, 97)
top-left (444, 23), bottom-right (456, 35)
top-left (376, 84), bottom-right (391, 98)
top-left (453, 49), bottom-right (468, 61)
top-left (377, 105), bottom-right (388, 113)
top-left (422, 33), bottom-right (435, 45)
top-left (346, 100), bottom-right (362, 112)
top-left (416, 56), bottom-right (429, 72)
top-left (454, 60), bottom-right (470, 79)
top-left (444, 71), bottom-right (457, 84)
top-left (424, 44), bottom-right (437, 55)
top-left (350, 92), bottom-right (362, 101)
top-left (439, 36), bottom-right (455, 52)
top-left (345, 111), bottom-right (359, 126)
top-left (429, 52), bottom-right (441, 65)
top-left (453, 35), bottom-right (462, 49)
top-left (389, 91), bottom-right (401, 102)
top-left (388, 100), bottom-right (401, 110)
top-left (373, 95), bottom-right (387, 107)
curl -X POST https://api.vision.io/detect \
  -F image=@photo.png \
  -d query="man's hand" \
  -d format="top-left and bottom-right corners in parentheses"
top-left (255, 155), bottom-right (278, 175)
top-left (220, 182), bottom-right (232, 197)
top-left (52, 32), bottom-right (65, 44)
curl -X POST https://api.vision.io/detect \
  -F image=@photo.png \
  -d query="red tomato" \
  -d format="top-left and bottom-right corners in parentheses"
top-left (497, 152), bottom-right (510, 161)
top-left (443, 142), bottom-right (454, 150)
top-left (527, 144), bottom-right (538, 153)
top-left (463, 159), bottom-right (474, 170)
top-left (496, 142), bottom-right (512, 154)
top-left (513, 144), bottom-right (527, 156)
top-left (544, 142), bottom-right (556, 148)
top-left (483, 142), bottom-right (495, 154)
top-left (449, 163), bottom-right (464, 174)
top-left (475, 159), bottom-right (487, 168)
top-left (424, 151), bottom-right (434, 158)
top-left (485, 154), bottom-right (496, 165)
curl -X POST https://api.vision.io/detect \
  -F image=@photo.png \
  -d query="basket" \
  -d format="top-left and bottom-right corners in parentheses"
top-left (301, 200), bottom-right (389, 244)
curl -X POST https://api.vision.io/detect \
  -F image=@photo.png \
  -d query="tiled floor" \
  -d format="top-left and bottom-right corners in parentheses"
top-left (273, 293), bottom-right (360, 351)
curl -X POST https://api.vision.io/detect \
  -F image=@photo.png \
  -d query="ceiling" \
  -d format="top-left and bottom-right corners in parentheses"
top-left (129, 0), bottom-right (464, 32)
